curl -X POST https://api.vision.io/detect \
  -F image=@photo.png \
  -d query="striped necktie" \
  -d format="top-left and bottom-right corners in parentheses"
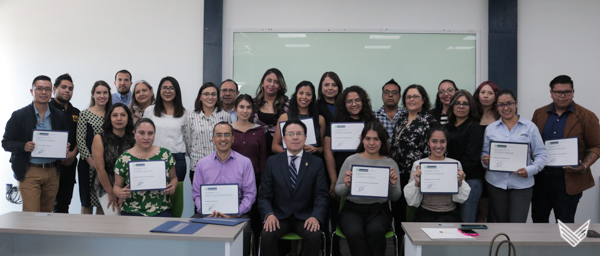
top-left (289, 156), bottom-right (299, 189)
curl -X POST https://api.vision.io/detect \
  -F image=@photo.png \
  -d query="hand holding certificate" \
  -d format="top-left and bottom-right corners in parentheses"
top-left (331, 122), bottom-right (364, 152)
top-left (201, 184), bottom-right (239, 216)
top-left (31, 130), bottom-right (69, 159)
top-left (489, 141), bottom-right (529, 172)
top-left (128, 160), bottom-right (166, 191)
top-left (545, 137), bottom-right (579, 167)
top-left (419, 162), bottom-right (459, 194)
top-left (350, 165), bottom-right (390, 198)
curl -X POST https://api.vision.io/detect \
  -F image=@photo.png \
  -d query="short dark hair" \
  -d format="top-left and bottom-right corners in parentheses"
top-left (497, 89), bottom-right (517, 102)
top-left (401, 84), bottom-right (432, 113)
top-left (434, 79), bottom-right (458, 110)
top-left (115, 69), bottom-right (132, 81)
top-left (32, 75), bottom-right (51, 87)
top-left (282, 118), bottom-right (307, 135)
top-left (54, 73), bottom-right (73, 88)
top-left (356, 121), bottom-right (390, 156)
top-left (382, 78), bottom-right (401, 92)
top-left (549, 75), bottom-right (574, 89)
top-left (134, 117), bottom-right (155, 132)
top-left (221, 79), bottom-right (239, 92)
top-left (195, 82), bottom-right (222, 113)
top-left (213, 121), bottom-right (234, 136)
top-left (103, 103), bottom-right (134, 134)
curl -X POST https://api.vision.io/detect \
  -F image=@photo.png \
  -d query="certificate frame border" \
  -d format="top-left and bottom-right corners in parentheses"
top-left (488, 140), bottom-right (529, 172)
top-left (279, 117), bottom-right (318, 150)
top-left (545, 137), bottom-right (579, 168)
top-left (349, 164), bottom-right (390, 198)
top-left (330, 122), bottom-right (364, 152)
top-left (127, 160), bottom-right (167, 192)
top-left (199, 183), bottom-right (240, 216)
top-left (418, 162), bottom-right (459, 194)
top-left (31, 129), bottom-right (69, 160)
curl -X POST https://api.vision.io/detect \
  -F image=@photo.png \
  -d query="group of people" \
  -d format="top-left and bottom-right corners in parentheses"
top-left (3, 68), bottom-right (599, 256)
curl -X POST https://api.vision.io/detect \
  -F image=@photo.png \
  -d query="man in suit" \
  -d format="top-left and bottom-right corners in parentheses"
top-left (258, 118), bottom-right (329, 256)
top-left (531, 75), bottom-right (600, 223)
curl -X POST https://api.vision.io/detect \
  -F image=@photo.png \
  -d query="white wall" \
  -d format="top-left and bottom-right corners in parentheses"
top-left (519, 0), bottom-right (600, 223)
top-left (0, 0), bottom-right (204, 217)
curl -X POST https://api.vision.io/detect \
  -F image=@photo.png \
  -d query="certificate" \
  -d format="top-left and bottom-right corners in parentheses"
top-left (419, 162), bottom-right (458, 194)
top-left (201, 184), bottom-right (239, 215)
top-left (128, 160), bottom-right (166, 191)
top-left (350, 165), bottom-right (390, 198)
top-left (330, 122), bottom-right (364, 152)
top-left (545, 137), bottom-right (579, 167)
top-left (279, 117), bottom-right (317, 149)
top-left (31, 130), bottom-right (68, 159)
top-left (489, 141), bottom-right (529, 172)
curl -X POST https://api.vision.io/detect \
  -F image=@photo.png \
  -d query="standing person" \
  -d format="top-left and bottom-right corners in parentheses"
top-left (481, 89), bottom-right (547, 223)
top-left (389, 84), bottom-right (436, 247)
top-left (113, 118), bottom-right (178, 217)
top-left (50, 73), bottom-right (80, 213)
top-left (335, 122), bottom-right (401, 256)
top-left (258, 119), bottom-right (329, 256)
top-left (77, 80), bottom-right (112, 214)
top-left (129, 80), bottom-right (155, 124)
top-left (316, 71), bottom-right (343, 127)
top-left (473, 80), bottom-right (500, 222)
top-left (220, 79), bottom-right (240, 122)
top-left (430, 79), bottom-right (458, 125)
top-left (445, 90), bottom-right (484, 222)
top-left (374, 79), bottom-right (403, 142)
top-left (2, 75), bottom-right (67, 212)
top-left (183, 82), bottom-right (232, 184)
top-left (192, 122), bottom-right (256, 255)
top-left (272, 81), bottom-right (326, 155)
top-left (531, 75), bottom-right (600, 223)
top-left (254, 68), bottom-right (289, 157)
top-left (112, 69), bottom-right (133, 106)
top-left (91, 103), bottom-right (135, 215)
top-left (404, 126), bottom-right (471, 222)
top-left (144, 76), bottom-right (187, 182)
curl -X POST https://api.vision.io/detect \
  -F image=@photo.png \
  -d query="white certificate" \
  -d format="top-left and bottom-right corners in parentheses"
top-left (279, 117), bottom-right (317, 149)
top-left (31, 130), bottom-right (68, 159)
top-left (489, 141), bottom-right (529, 172)
top-left (350, 165), bottom-right (390, 198)
top-left (419, 162), bottom-right (458, 194)
top-left (128, 160), bottom-right (166, 191)
top-left (331, 122), bottom-right (364, 152)
top-left (201, 184), bottom-right (239, 215)
top-left (546, 138), bottom-right (579, 167)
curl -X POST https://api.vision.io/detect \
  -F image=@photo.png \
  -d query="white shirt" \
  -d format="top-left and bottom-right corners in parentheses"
top-left (286, 150), bottom-right (304, 173)
top-left (144, 105), bottom-right (187, 154)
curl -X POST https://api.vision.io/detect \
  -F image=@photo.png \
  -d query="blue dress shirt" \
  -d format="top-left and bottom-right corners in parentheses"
top-left (112, 91), bottom-right (132, 106)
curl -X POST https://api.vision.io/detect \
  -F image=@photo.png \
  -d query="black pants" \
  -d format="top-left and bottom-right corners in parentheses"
top-left (339, 201), bottom-right (391, 256)
top-left (54, 159), bottom-right (77, 213)
top-left (260, 216), bottom-right (322, 256)
top-left (391, 171), bottom-right (410, 254)
top-left (532, 172), bottom-right (582, 223)
top-left (414, 207), bottom-right (461, 222)
top-left (487, 182), bottom-right (532, 223)
top-left (77, 158), bottom-right (91, 207)
top-left (193, 213), bottom-right (253, 256)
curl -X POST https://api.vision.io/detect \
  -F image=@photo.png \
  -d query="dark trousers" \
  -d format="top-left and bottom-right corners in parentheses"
top-left (391, 171), bottom-right (410, 254)
top-left (77, 158), bottom-right (91, 207)
top-left (173, 153), bottom-right (187, 182)
top-left (487, 182), bottom-right (533, 223)
top-left (339, 201), bottom-right (391, 256)
top-left (532, 173), bottom-right (582, 223)
top-left (121, 209), bottom-right (174, 217)
top-left (54, 159), bottom-right (77, 213)
top-left (260, 216), bottom-right (322, 256)
top-left (414, 207), bottom-right (461, 222)
top-left (193, 213), bottom-right (253, 256)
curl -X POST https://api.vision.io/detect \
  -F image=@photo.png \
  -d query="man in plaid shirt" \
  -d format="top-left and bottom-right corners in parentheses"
top-left (374, 79), bottom-right (404, 142)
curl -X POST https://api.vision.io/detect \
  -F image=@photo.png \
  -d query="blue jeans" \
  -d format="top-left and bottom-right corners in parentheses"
top-left (460, 179), bottom-right (483, 222)
top-left (172, 153), bottom-right (187, 182)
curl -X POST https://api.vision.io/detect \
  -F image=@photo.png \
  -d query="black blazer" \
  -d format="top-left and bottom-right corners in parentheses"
top-left (258, 151), bottom-right (329, 223)
top-left (2, 103), bottom-right (67, 181)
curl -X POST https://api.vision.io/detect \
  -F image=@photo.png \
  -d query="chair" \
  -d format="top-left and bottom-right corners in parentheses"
top-left (170, 181), bottom-right (185, 217)
top-left (258, 231), bottom-right (326, 255)
top-left (331, 197), bottom-right (398, 256)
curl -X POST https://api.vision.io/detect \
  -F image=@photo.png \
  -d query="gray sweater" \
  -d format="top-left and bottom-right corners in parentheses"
top-left (335, 153), bottom-right (402, 204)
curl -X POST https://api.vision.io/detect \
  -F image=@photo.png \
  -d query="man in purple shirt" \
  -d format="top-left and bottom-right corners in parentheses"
top-left (191, 121), bottom-right (256, 255)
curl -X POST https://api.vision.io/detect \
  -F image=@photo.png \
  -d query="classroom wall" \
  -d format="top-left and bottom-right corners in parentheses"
top-left (0, 0), bottom-right (204, 216)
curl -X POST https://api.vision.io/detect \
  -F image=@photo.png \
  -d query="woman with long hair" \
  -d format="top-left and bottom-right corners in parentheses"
top-left (254, 68), bottom-right (289, 157)
top-left (317, 71), bottom-right (343, 126)
top-left (430, 79), bottom-right (458, 125)
top-left (129, 80), bottom-right (155, 124)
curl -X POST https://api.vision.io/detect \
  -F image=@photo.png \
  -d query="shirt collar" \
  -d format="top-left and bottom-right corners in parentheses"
top-left (287, 150), bottom-right (304, 158)
top-left (213, 150), bottom-right (235, 163)
top-left (33, 104), bottom-right (51, 118)
top-left (547, 102), bottom-right (574, 113)
top-left (117, 91), bottom-right (131, 100)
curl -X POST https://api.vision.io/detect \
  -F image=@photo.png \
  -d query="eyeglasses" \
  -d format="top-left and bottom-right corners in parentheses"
top-left (202, 92), bottom-right (218, 97)
top-left (438, 88), bottom-right (456, 95)
top-left (33, 87), bottom-right (52, 92)
top-left (213, 133), bottom-right (232, 138)
top-left (284, 132), bottom-right (305, 137)
top-left (383, 90), bottom-right (399, 96)
top-left (453, 102), bottom-right (470, 108)
top-left (345, 99), bottom-right (362, 105)
top-left (161, 86), bottom-right (175, 92)
top-left (406, 95), bottom-right (422, 100)
top-left (221, 89), bottom-right (237, 94)
top-left (551, 90), bottom-right (573, 97)
top-left (497, 101), bottom-right (516, 109)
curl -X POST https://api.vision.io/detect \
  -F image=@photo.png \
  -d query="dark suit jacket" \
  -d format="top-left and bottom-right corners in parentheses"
top-left (531, 102), bottom-right (600, 195)
top-left (258, 151), bottom-right (329, 223)
top-left (2, 103), bottom-right (67, 181)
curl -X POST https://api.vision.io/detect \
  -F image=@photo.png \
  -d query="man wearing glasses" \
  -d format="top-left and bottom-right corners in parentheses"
top-left (112, 69), bottom-right (133, 105)
top-left (374, 79), bottom-right (403, 142)
top-left (2, 75), bottom-right (67, 212)
top-left (220, 79), bottom-right (240, 122)
top-left (192, 121), bottom-right (255, 255)
top-left (531, 75), bottom-right (600, 223)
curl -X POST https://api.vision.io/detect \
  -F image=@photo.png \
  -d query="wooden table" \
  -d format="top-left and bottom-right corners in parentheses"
top-left (402, 222), bottom-right (600, 256)
top-left (0, 211), bottom-right (245, 256)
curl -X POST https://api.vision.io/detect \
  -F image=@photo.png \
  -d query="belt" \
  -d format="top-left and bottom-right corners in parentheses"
top-left (28, 162), bottom-right (57, 168)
